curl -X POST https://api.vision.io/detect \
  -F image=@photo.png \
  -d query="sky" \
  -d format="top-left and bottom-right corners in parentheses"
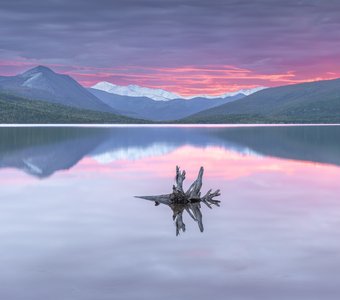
top-left (1, 0), bottom-right (340, 96)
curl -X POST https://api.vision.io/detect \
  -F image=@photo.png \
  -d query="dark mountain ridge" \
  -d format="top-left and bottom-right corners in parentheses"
top-left (0, 66), bottom-right (114, 112)
top-left (183, 78), bottom-right (340, 123)
top-left (0, 92), bottom-right (148, 124)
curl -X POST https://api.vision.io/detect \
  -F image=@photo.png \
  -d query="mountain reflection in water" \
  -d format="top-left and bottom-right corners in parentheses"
top-left (0, 125), bottom-right (339, 178)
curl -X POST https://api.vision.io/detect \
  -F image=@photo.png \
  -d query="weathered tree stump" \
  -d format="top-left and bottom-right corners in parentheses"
top-left (135, 166), bottom-right (221, 235)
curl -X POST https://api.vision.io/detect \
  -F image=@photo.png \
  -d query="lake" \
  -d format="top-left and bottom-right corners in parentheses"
top-left (1, 125), bottom-right (340, 300)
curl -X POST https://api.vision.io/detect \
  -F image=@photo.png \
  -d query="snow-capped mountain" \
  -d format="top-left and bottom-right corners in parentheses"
top-left (0, 66), bottom-right (113, 112)
top-left (92, 82), bottom-right (181, 101)
top-left (91, 81), bottom-right (267, 101)
top-left (228, 87), bottom-right (267, 96)
top-left (192, 87), bottom-right (268, 99)
top-left (88, 88), bottom-right (244, 121)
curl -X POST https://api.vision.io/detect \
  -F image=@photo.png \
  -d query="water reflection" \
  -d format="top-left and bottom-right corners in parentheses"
top-left (1, 126), bottom-right (340, 300)
top-left (0, 126), bottom-right (340, 178)
top-left (0, 127), bottom-right (107, 177)
top-left (136, 166), bottom-right (221, 235)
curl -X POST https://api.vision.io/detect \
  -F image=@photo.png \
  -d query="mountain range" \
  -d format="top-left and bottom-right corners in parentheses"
top-left (0, 65), bottom-right (340, 123)
top-left (0, 66), bottom-right (261, 122)
top-left (92, 81), bottom-right (182, 101)
top-left (88, 88), bottom-right (244, 121)
top-left (92, 81), bottom-right (266, 101)
top-left (184, 78), bottom-right (340, 123)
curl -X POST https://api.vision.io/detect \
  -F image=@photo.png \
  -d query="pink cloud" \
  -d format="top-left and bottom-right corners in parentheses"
top-left (1, 60), bottom-right (340, 97)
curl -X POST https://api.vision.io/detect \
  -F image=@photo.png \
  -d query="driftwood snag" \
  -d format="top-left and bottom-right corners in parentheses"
top-left (135, 166), bottom-right (221, 235)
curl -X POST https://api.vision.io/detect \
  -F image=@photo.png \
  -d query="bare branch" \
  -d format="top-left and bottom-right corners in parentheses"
top-left (185, 206), bottom-right (197, 221)
top-left (175, 165), bottom-right (186, 193)
top-left (186, 166), bottom-right (204, 199)
top-left (174, 212), bottom-right (186, 236)
top-left (189, 203), bottom-right (204, 232)
top-left (201, 189), bottom-right (221, 208)
top-left (135, 194), bottom-right (172, 205)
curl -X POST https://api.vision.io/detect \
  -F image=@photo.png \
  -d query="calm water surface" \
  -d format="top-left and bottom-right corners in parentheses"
top-left (0, 125), bottom-right (340, 300)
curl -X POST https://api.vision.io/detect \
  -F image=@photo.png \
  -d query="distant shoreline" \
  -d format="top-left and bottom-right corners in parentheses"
top-left (1, 124), bottom-right (340, 128)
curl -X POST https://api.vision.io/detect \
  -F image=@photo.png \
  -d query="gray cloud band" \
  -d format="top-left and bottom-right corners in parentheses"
top-left (0, 0), bottom-right (340, 74)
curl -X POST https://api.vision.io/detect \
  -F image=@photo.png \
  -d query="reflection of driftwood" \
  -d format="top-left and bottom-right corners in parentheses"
top-left (136, 166), bottom-right (221, 235)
